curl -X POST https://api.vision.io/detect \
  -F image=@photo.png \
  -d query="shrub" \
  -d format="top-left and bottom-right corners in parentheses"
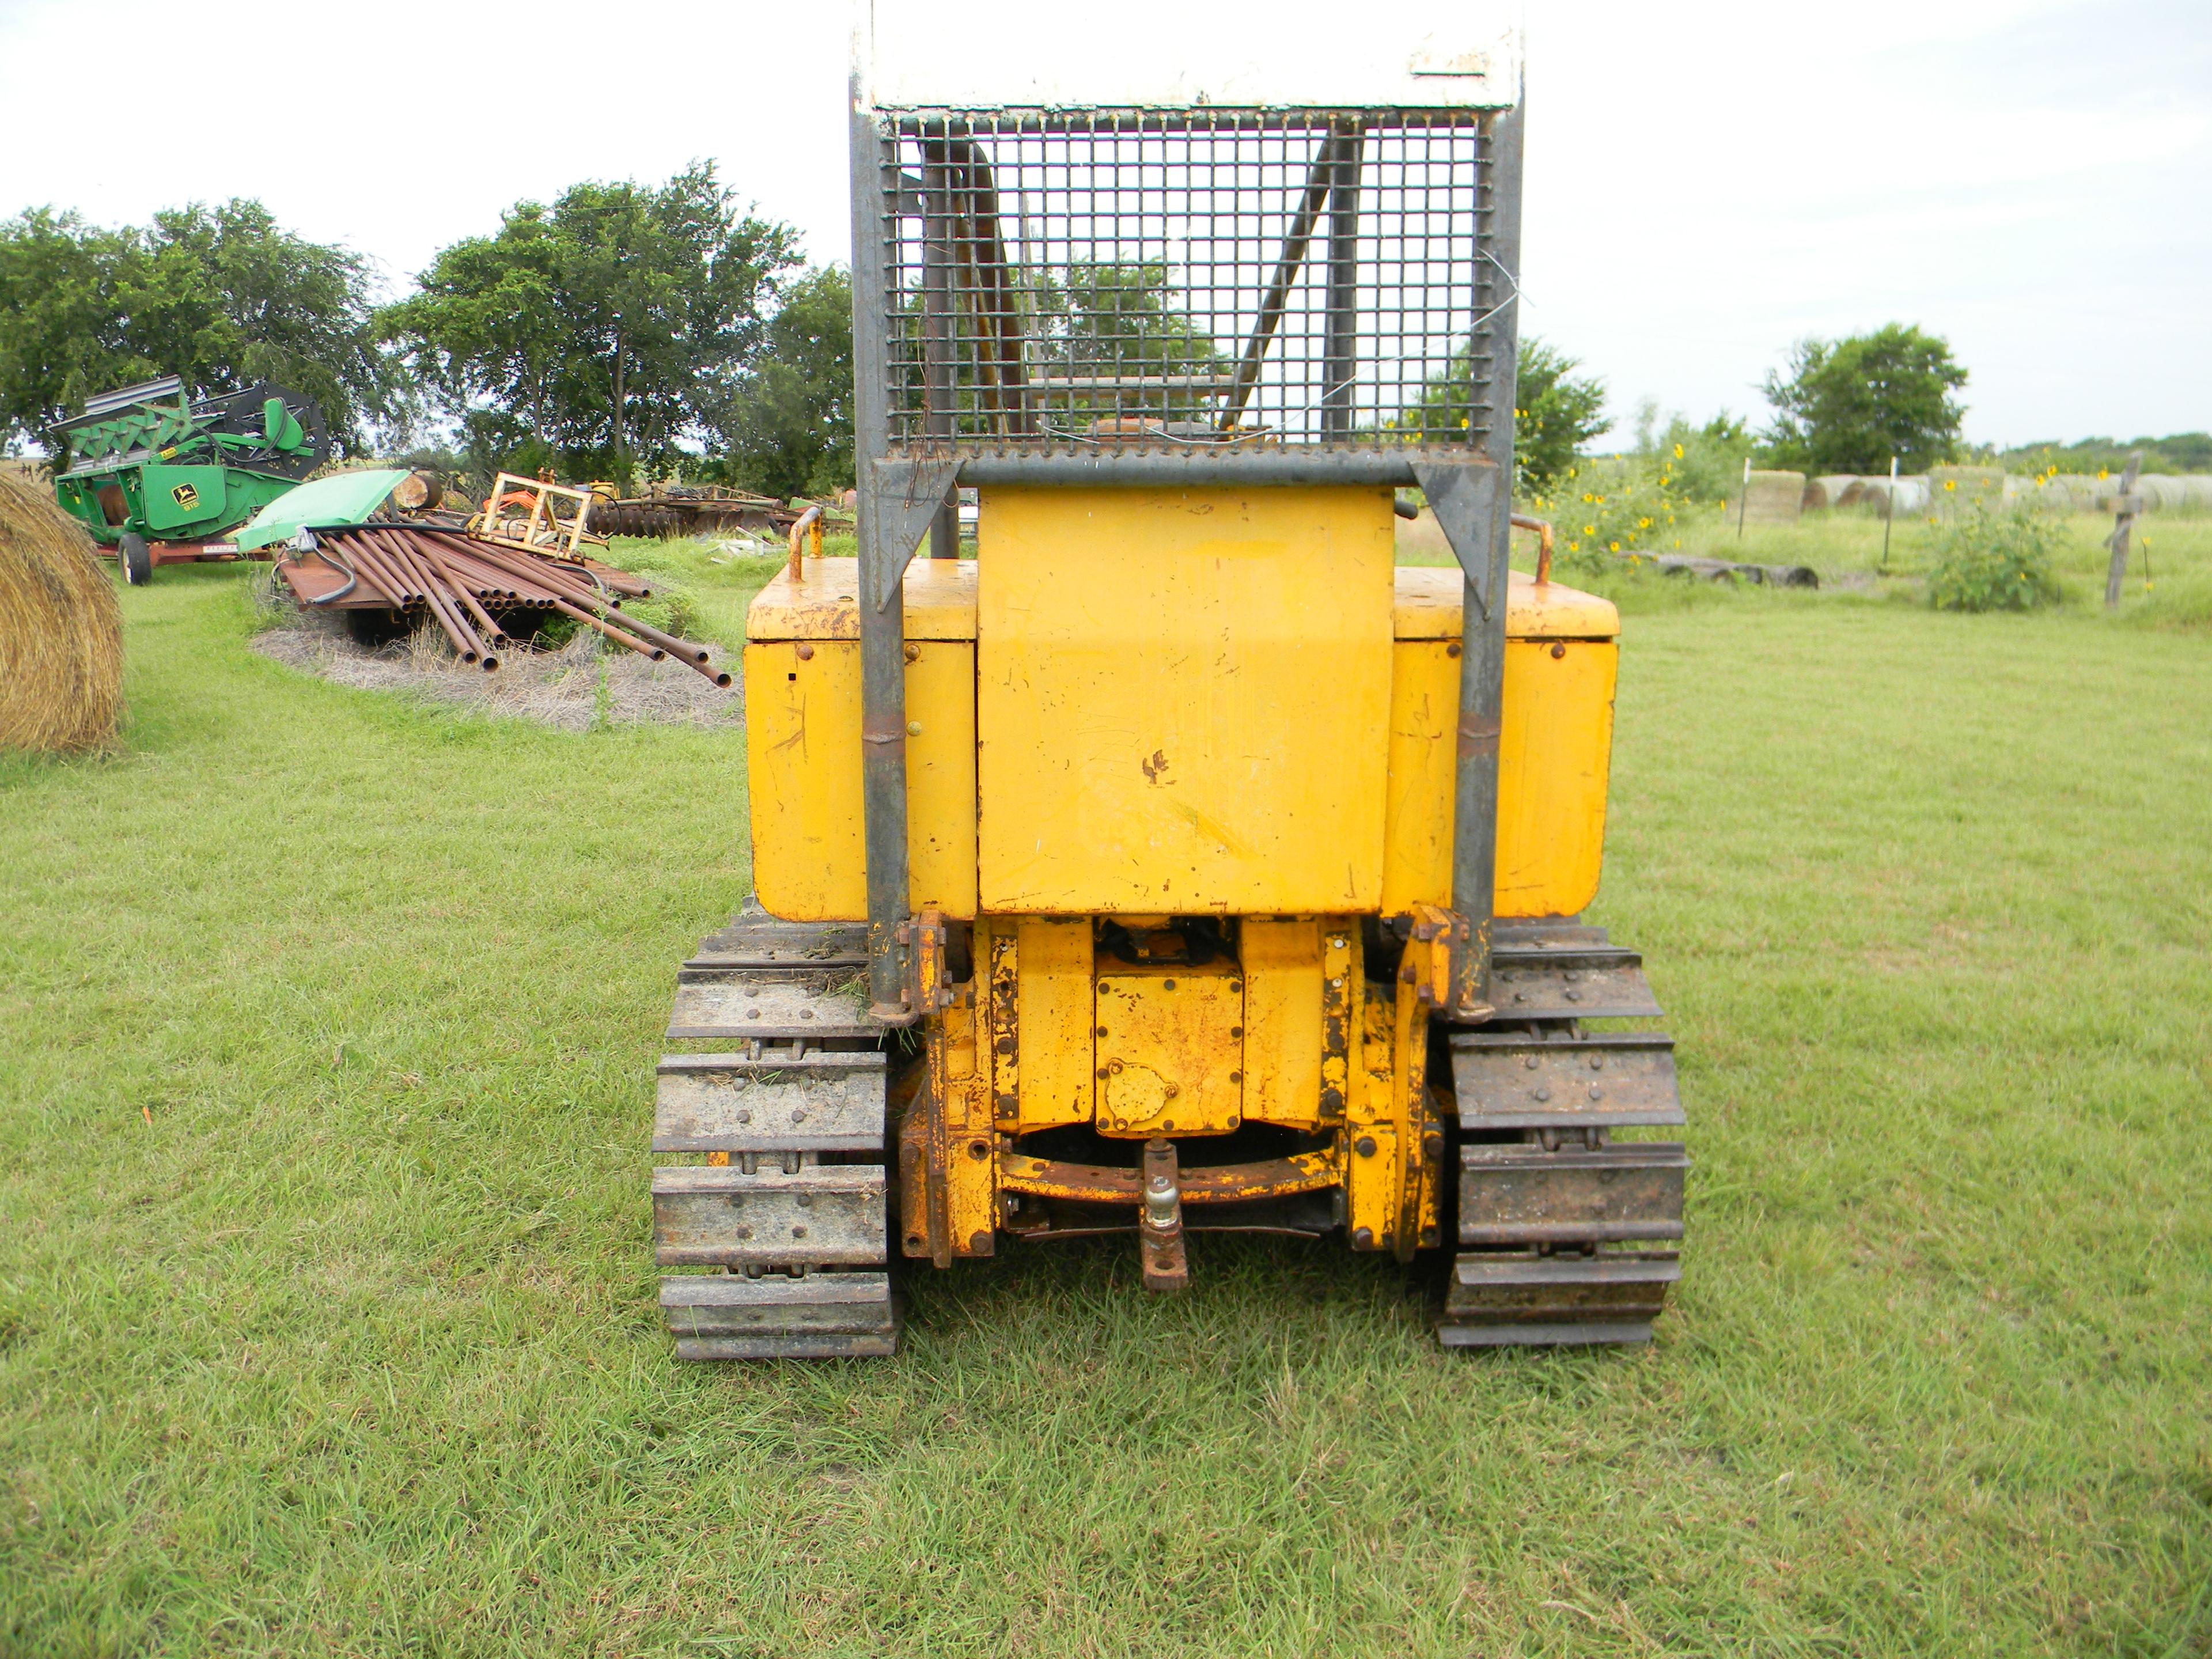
top-left (1638, 408), bottom-right (1753, 503)
top-left (1530, 454), bottom-right (1693, 575)
top-left (1926, 503), bottom-right (2064, 612)
top-left (612, 578), bottom-right (704, 642)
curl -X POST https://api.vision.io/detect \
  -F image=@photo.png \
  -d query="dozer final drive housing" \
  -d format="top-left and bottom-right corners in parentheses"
top-left (650, 30), bottom-right (1687, 1357)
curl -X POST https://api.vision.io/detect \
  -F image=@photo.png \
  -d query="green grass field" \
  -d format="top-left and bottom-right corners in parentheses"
top-left (2, 516), bottom-right (2208, 1657)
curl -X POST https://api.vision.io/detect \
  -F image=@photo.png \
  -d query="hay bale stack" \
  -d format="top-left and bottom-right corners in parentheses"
top-left (1803, 475), bottom-right (1864, 510)
top-left (1741, 469), bottom-right (1805, 524)
top-left (0, 465), bottom-right (124, 752)
top-left (1858, 475), bottom-right (1931, 517)
top-left (2132, 475), bottom-right (2193, 512)
top-left (2044, 473), bottom-right (2101, 511)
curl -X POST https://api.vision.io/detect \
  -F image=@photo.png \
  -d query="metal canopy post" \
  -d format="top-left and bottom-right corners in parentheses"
top-left (1321, 123), bottom-right (1365, 439)
top-left (1445, 94), bottom-right (1524, 1019)
top-left (921, 142), bottom-right (961, 560)
top-left (852, 85), bottom-right (918, 1022)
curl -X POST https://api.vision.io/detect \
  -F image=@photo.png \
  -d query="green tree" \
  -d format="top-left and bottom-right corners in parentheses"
top-left (0, 200), bottom-right (397, 456)
top-left (893, 261), bottom-right (1229, 435)
top-left (711, 266), bottom-right (854, 498)
top-left (384, 162), bottom-right (800, 484)
top-left (1760, 324), bottom-right (1967, 474)
top-left (1027, 262), bottom-right (1228, 422)
top-left (1999, 431), bottom-right (2212, 475)
top-left (1516, 340), bottom-right (1611, 494)
top-left (1392, 335), bottom-right (1609, 495)
top-left (1646, 409), bottom-right (1752, 502)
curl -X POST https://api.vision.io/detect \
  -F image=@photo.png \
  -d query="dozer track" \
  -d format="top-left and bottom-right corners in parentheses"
top-left (653, 908), bottom-right (899, 1358)
top-left (1437, 919), bottom-right (1688, 1347)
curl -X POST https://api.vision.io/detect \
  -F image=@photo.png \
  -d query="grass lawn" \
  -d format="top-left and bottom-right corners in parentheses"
top-left (2, 520), bottom-right (2208, 1657)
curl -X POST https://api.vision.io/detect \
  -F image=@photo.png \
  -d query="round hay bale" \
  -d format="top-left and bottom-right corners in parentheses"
top-left (2181, 476), bottom-right (2212, 512)
top-left (1805, 474), bottom-right (1863, 510)
top-left (1858, 475), bottom-right (1931, 517)
top-left (0, 465), bottom-right (124, 752)
top-left (2135, 475), bottom-right (2187, 511)
top-left (2049, 474), bottom-right (2101, 511)
top-left (1740, 469), bottom-right (1805, 524)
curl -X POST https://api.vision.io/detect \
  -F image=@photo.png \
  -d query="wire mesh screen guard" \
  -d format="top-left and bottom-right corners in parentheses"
top-left (873, 109), bottom-right (1503, 455)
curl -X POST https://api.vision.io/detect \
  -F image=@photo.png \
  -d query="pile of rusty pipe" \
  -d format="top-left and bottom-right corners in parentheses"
top-left (368, 528), bottom-right (499, 669)
top-left (313, 524), bottom-right (728, 687)
top-left (485, 548), bottom-right (707, 662)
top-left (549, 596), bottom-right (664, 661)
top-left (435, 532), bottom-right (729, 686)
top-left (402, 529), bottom-right (507, 646)
top-left (341, 534), bottom-right (489, 668)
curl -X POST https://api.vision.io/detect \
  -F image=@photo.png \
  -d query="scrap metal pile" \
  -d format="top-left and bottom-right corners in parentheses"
top-left (272, 474), bottom-right (730, 684)
top-left (587, 484), bottom-right (831, 540)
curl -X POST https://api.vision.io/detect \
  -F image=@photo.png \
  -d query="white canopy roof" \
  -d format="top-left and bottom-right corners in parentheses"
top-left (857, 0), bottom-right (1522, 111)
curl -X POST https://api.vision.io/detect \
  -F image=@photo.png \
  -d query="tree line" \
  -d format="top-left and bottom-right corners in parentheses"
top-left (0, 163), bottom-right (851, 497)
top-left (0, 162), bottom-right (1975, 500)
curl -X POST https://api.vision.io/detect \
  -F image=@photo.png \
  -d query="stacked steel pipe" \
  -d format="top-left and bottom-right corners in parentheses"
top-left (294, 525), bottom-right (731, 686)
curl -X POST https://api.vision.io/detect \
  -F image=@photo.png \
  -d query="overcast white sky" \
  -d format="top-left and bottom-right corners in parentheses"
top-left (2, 0), bottom-right (2205, 448)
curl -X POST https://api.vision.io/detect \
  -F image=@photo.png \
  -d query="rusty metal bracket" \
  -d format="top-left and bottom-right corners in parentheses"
top-left (1138, 1138), bottom-right (1188, 1291)
top-left (912, 908), bottom-right (952, 1014)
top-left (1389, 923), bottom-right (1451, 1262)
top-left (1000, 1148), bottom-right (1338, 1206)
top-left (908, 910), bottom-right (955, 1267)
top-left (1403, 902), bottom-right (1459, 1011)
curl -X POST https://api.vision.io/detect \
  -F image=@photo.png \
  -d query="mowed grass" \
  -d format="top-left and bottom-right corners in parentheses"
top-left (1, 540), bottom-right (2209, 1657)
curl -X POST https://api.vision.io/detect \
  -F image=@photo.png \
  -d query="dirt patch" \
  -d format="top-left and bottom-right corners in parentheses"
top-left (253, 609), bottom-right (743, 733)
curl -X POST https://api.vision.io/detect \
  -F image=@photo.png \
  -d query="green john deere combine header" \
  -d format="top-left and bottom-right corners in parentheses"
top-left (49, 377), bottom-right (329, 583)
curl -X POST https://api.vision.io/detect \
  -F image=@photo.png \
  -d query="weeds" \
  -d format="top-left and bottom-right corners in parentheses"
top-left (613, 566), bottom-right (708, 642)
top-left (1534, 453), bottom-right (1694, 575)
top-left (1927, 502), bottom-right (2065, 611)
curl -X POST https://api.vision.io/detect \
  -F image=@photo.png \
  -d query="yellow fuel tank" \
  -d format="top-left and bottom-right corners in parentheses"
top-left (743, 495), bottom-right (1619, 923)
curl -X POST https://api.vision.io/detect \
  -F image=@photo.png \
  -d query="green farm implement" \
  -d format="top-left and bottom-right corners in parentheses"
top-left (50, 377), bottom-right (329, 583)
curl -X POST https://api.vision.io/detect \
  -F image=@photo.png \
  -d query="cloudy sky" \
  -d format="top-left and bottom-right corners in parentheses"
top-left (1, 0), bottom-right (2204, 448)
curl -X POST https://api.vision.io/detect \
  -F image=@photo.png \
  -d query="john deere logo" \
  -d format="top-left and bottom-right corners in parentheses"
top-left (171, 482), bottom-right (200, 510)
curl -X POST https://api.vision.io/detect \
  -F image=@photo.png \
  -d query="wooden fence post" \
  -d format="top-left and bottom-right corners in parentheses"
top-left (2104, 451), bottom-right (2144, 612)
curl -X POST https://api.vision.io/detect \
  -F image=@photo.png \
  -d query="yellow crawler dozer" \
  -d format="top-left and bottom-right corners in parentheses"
top-left (650, 18), bottom-right (1687, 1356)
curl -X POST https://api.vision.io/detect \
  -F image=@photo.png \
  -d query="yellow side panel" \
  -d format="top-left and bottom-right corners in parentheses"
top-left (1241, 919), bottom-right (1323, 1130)
top-left (744, 639), bottom-right (977, 921)
top-left (1013, 918), bottom-right (1094, 1129)
top-left (1381, 642), bottom-right (1459, 916)
top-left (976, 486), bottom-right (1395, 914)
top-left (1380, 639), bottom-right (1618, 918)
